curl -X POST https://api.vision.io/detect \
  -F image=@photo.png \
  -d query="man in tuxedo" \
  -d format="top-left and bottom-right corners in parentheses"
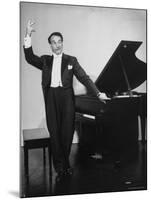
top-left (24, 20), bottom-right (106, 181)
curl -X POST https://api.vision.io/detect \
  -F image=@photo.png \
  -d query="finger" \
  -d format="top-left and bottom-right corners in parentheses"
top-left (27, 19), bottom-right (35, 26)
top-left (30, 21), bottom-right (35, 26)
top-left (27, 19), bottom-right (32, 25)
top-left (101, 100), bottom-right (106, 104)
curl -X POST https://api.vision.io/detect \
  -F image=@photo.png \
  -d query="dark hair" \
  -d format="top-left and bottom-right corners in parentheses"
top-left (48, 32), bottom-right (63, 44)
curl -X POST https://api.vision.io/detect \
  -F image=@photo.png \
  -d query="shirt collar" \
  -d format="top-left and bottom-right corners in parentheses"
top-left (52, 53), bottom-right (63, 58)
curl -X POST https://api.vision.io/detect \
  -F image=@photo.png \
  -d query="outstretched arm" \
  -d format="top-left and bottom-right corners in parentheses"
top-left (73, 58), bottom-right (107, 103)
top-left (24, 20), bottom-right (43, 70)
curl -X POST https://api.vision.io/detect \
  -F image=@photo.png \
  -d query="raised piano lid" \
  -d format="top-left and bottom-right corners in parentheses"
top-left (95, 40), bottom-right (147, 96)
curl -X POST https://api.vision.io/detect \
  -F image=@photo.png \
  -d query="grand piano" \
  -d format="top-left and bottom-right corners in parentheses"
top-left (75, 40), bottom-right (147, 156)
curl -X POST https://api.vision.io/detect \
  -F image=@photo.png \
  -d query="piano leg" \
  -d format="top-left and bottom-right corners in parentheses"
top-left (96, 112), bottom-right (139, 163)
top-left (140, 114), bottom-right (147, 144)
top-left (75, 113), bottom-right (101, 158)
top-left (139, 93), bottom-right (147, 144)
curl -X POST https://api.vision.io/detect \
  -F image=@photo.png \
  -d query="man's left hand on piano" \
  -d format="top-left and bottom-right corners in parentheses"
top-left (97, 92), bottom-right (110, 104)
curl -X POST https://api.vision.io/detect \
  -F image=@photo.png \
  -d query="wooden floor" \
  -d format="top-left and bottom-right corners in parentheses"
top-left (20, 141), bottom-right (147, 198)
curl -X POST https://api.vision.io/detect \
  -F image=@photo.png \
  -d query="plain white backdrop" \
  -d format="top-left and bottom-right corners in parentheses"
top-left (20, 3), bottom-right (146, 130)
top-left (0, 0), bottom-right (150, 200)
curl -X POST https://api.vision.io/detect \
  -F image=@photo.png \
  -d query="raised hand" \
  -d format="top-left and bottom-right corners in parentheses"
top-left (25, 20), bottom-right (35, 37)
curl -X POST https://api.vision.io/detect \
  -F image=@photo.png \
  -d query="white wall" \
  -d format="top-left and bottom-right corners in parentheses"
top-left (20, 3), bottom-right (146, 130)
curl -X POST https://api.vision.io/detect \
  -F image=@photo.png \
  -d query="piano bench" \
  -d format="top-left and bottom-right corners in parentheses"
top-left (23, 128), bottom-right (51, 183)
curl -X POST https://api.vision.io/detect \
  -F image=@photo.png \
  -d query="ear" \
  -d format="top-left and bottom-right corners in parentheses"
top-left (49, 44), bottom-right (52, 49)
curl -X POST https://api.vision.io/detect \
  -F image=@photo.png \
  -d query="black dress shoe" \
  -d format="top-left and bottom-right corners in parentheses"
top-left (66, 168), bottom-right (73, 176)
top-left (56, 170), bottom-right (66, 182)
top-left (56, 168), bottom-right (73, 182)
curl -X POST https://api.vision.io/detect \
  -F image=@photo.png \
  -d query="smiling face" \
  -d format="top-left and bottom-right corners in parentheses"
top-left (49, 35), bottom-right (63, 55)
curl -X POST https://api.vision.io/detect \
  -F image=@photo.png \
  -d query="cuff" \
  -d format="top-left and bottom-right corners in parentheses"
top-left (24, 35), bottom-right (32, 48)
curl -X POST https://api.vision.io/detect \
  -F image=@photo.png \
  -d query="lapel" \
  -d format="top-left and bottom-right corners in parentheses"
top-left (61, 53), bottom-right (68, 78)
top-left (44, 56), bottom-right (53, 86)
top-left (46, 55), bottom-right (53, 70)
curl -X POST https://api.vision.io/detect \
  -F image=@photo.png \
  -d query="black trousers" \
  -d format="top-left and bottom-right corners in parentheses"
top-left (45, 87), bottom-right (75, 173)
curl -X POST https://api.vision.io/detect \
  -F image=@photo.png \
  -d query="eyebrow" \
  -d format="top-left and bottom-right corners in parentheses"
top-left (51, 39), bottom-right (62, 42)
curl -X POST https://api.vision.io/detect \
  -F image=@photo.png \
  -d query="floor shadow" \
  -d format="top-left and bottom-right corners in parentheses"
top-left (8, 191), bottom-right (19, 197)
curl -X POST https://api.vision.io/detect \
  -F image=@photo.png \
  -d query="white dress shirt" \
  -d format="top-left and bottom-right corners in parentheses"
top-left (51, 53), bottom-right (63, 87)
top-left (24, 35), bottom-right (63, 87)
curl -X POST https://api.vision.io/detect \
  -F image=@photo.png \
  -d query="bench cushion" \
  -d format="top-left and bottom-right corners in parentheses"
top-left (23, 128), bottom-right (50, 141)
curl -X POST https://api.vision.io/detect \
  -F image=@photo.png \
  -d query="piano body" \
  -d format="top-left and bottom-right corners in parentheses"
top-left (75, 40), bottom-right (147, 156)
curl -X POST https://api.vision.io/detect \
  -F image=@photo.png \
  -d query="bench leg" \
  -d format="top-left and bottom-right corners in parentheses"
top-left (48, 145), bottom-right (52, 178)
top-left (43, 147), bottom-right (46, 167)
top-left (24, 147), bottom-right (29, 184)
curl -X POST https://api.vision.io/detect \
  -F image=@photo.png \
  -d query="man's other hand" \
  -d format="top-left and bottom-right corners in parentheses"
top-left (97, 92), bottom-right (110, 104)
